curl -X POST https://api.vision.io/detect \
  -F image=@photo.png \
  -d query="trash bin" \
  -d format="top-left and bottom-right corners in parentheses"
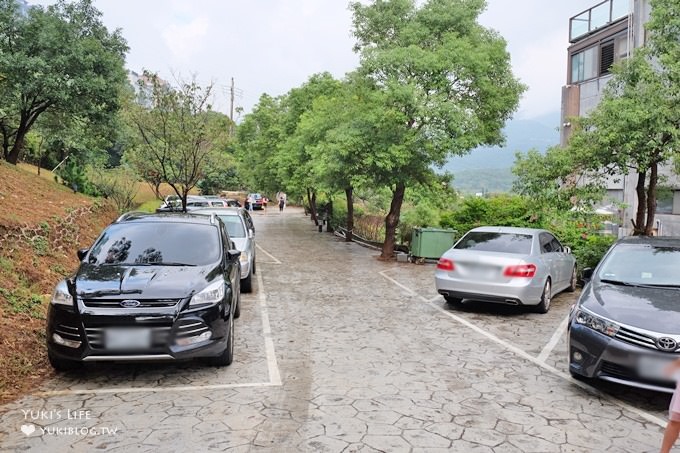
top-left (410, 227), bottom-right (457, 260)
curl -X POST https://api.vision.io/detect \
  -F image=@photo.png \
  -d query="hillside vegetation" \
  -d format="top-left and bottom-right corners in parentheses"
top-left (0, 162), bottom-right (118, 403)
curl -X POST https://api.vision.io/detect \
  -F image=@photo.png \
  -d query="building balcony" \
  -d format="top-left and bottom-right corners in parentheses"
top-left (570, 0), bottom-right (631, 42)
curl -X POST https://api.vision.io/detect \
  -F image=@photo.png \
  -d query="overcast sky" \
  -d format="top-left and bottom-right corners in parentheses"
top-left (32, 0), bottom-right (602, 121)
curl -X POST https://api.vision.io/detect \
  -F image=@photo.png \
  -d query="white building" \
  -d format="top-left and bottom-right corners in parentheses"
top-left (560, 0), bottom-right (680, 235)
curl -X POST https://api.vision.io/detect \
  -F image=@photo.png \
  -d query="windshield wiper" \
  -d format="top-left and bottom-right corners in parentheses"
top-left (138, 262), bottom-right (197, 267)
top-left (600, 279), bottom-right (680, 289)
top-left (600, 279), bottom-right (634, 286)
top-left (640, 283), bottom-right (680, 289)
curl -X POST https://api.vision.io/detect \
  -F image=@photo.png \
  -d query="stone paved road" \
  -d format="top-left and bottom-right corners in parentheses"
top-left (0, 208), bottom-right (672, 452)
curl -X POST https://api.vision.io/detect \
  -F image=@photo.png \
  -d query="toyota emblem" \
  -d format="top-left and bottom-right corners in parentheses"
top-left (656, 337), bottom-right (678, 352)
top-left (120, 299), bottom-right (141, 308)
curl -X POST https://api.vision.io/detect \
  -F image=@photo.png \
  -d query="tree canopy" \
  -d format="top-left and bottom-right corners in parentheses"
top-left (349, 0), bottom-right (525, 257)
top-left (0, 0), bottom-right (128, 164)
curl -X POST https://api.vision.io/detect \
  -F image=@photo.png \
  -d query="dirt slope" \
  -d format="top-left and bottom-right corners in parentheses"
top-left (0, 162), bottom-right (118, 403)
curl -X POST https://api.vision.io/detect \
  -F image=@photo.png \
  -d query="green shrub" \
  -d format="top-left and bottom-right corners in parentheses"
top-left (0, 288), bottom-right (46, 319)
top-left (440, 194), bottom-right (535, 233)
top-left (31, 236), bottom-right (49, 256)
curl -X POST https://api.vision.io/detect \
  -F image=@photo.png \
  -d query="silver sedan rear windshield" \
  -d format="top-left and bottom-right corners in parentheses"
top-left (455, 232), bottom-right (533, 254)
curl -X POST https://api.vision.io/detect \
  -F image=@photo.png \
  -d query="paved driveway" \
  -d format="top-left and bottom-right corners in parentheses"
top-left (0, 208), bottom-right (671, 452)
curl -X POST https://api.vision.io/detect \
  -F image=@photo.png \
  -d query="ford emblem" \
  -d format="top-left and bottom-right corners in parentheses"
top-left (120, 299), bottom-right (141, 308)
top-left (656, 337), bottom-right (678, 352)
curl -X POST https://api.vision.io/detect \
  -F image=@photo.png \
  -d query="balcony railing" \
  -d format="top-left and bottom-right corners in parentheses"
top-left (570, 0), bottom-right (631, 42)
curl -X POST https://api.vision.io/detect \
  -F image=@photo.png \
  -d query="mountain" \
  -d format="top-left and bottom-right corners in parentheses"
top-left (440, 111), bottom-right (560, 193)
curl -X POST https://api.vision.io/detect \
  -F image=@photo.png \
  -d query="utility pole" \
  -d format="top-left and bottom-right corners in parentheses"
top-left (229, 77), bottom-right (235, 136)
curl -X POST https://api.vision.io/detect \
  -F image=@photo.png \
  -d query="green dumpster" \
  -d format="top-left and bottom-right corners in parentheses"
top-left (410, 227), bottom-right (457, 260)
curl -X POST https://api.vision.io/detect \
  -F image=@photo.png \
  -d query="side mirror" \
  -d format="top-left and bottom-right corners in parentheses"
top-left (564, 246), bottom-right (571, 254)
top-left (227, 249), bottom-right (241, 261)
top-left (77, 248), bottom-right (89, 261)
top-left (581, 267), bottom-right (593, 282)
top-left (248, 229), bottom-right (254, 239)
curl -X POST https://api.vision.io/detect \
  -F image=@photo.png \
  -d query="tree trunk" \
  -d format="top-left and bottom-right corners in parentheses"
top-left (380, 182), bottom-right (406, 260)
top-left (307, 188), bottom-right (318, 225)
top-left (345, 186), bottom-right (354, 242)
top-left (644, 162), bottom-right (658, 236)
top-left (6, 131), bottom-right (25, 165)
top-left (327, 198), bottom-right (334, 233)
top-left (632, 170), bottom-right (647, 236)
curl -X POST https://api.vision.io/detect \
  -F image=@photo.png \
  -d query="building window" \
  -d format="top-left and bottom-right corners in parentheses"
top-left (600, 42), bottom-right (615, 75)
top-left (570, 33), bottom-right (629, 83)
top-left (571, 47), bottom-right (598, 83)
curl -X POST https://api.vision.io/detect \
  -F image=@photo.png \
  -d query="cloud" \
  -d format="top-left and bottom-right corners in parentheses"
top-left (162, 15), bottom-right (210, 61)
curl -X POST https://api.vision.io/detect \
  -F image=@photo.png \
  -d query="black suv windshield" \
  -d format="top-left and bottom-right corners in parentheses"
top-left (455, 232), bottom-right (533, 254)
top-left (87, 222), bottom-right (220, 266)
top-left (597, 244), bottom-right (680, 286)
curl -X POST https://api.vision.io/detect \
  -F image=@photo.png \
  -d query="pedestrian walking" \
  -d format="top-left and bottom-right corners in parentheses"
top-left (661, 358), bottom-right (680, 453)
top-left (278, 197), bottom-right (285, 212)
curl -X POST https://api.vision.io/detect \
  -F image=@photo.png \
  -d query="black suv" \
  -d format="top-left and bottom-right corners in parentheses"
top-left (46, 212), bottom-right (241, 370)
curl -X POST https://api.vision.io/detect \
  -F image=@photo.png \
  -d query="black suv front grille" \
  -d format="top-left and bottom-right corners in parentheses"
top-left (54, 323), bottom-right (82, 343)
top-left (85, 325), bottom-right (172, 350)
top-left (599, 361), bottom-right (675, 389)
top-left (82, 299), bottom-right (180, 308)
top-left (175, 319), bottom-right (209, 338)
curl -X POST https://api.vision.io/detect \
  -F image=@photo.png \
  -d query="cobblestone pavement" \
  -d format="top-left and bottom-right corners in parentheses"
top-left (0, 208), bottom-right (672, 452)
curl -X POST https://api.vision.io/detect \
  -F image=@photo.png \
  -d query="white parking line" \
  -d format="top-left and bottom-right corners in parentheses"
top-left (258, 271), bottom-right (282, 386)
top-left (256, 244), bottom-right (282, 264)
top-left (537, 313), bottom-right (571, 363)
top-left (379, 272), bottom-right (667, 429)
top-left (35, 276), bottom-right (283, 397)
top-left (36, 382), bottom-right (277, 397)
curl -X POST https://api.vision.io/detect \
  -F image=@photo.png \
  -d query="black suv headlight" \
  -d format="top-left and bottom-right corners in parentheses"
top-left (575, 309), bottom-right (620, 337)
top-left (190, 278), bottom-right (225, 307)
top-left (51, 280), bottom-right (73, 307)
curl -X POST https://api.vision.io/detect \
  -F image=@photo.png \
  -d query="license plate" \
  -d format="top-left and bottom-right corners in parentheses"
top-left (637, 355), bottom-right (675, 381)
top-left (105, 328), bottom-right (151, 350)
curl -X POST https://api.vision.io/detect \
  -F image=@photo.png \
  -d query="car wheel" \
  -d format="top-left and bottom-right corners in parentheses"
top-left (445, 296), bottom-right (463, 307)
top-left (535, 278), bottom-right (552, 314)
top-left (48, 351), bottom-right (81, 372)
top-left (234, 290), bottom-right (241, 319)
top-left (567, 267), bottom-right (577, 292)
top-left (210, 313), bottom-right (234, 367)
top-left (241, 271), bottom-right (253, 293)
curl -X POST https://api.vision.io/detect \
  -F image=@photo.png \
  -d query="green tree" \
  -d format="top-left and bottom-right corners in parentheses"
top-left (567, 53), bottom-right (679, 236)
top-left (563, 0), bottom-right (680, 236)
top-left (234, 94), bottom-right (286, 196)
top-left (350, 0), bottom-right (524, 258)
top-left (125, 72), bottom-right (217, 211)
top-left (512, 147), bottom-right (606, 215)
top-left (0, 0), bottom-right (128, 164)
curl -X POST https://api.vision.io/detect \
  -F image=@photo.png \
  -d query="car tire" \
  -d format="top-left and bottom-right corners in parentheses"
top-left (48, 351), bottom-right (81, 372)
top-left (241, 271), bottom-right (253, 293)
top-left (210, 314), bottom-right (234, 367)
top-left (535, 278), bottom-right (552, 314)
top-left (445, 296), bottom-right (463, 307)
top-left (252, 257), bottom-right (256, 275)
top-left (567, 267), bottom-right (577, 292)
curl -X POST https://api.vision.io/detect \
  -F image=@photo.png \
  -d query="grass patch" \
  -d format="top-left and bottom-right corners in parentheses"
top-left (0, 288), bottom-right (47, 319)
top-left (136, 199), bottom-right (161, 213)
top-left (0, 257), bottom-right (13, 273)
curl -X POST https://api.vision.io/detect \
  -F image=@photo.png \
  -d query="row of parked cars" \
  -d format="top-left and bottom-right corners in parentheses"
top-left (435, 226), bottom-right (680, 394)
top-left (46, 205), bottom-right (257, 371)
top-left (156, 195), bottom-right (242, 212)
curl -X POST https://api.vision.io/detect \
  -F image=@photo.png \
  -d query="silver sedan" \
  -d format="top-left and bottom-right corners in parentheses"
top-left (434, 226), bottom-right (577, 313)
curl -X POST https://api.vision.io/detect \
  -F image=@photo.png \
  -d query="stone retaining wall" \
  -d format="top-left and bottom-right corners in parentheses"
top-left (0, 202), bottom-right (107, 257)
